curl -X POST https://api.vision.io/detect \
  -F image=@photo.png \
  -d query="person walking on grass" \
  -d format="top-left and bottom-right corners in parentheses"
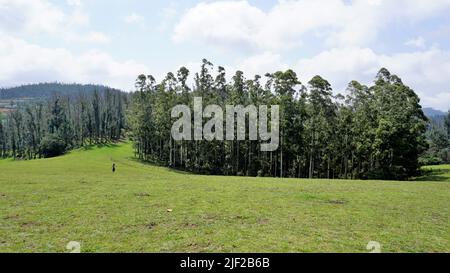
top-left (112, 163), bottom-right (116, 173)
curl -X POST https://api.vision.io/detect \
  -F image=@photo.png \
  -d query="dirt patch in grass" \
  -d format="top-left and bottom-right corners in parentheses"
top-left (183, 223), bottom-right (198, 228)
top-left (201, 214), bottom-right (220, 221)
top-left (324, 199), bottom-right (348, 205)
top-left (235, 215), bottom-right (250, 220)
top-left (186, 241), bottom-right (213, 251)
top-left (135, 193), bottom-right (151, 197)
top-left (145, 222), bottom-right (157, 229)
top-left (3, 214), bottom-right (20, 220)
top-left (20, 221), bottom-right (41, 228)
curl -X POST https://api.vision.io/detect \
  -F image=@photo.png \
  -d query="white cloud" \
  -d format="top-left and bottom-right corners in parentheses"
top-left (237, 52), bottom-right (287, 77)
top-left (174, 0), bottom-right (450, 110)
top-left (174, 0), bottom-right (450, 51)
top-left (173, 1), bottom-right (265, 50)
top-left (0, 36), bottom-right (150, 91)
top-left (296, 47), bottom-right (379, 88)
top-left (158, 2), bottom-right (179, 32)
top-left (0, 0), bottom-right (66, 34)
top-left (124, 13), bottom-right (144, 25)
top-left (0, 0), bottom-right (150, 91)
top-left (65, 31), bottom-right (111, 44)
top-left (295, 47), bottom-right (450, 111)
top-left (405, 37), bottom-right (426, 48)
top-left (69, 8), bottom-right (90, 27)
top-left (67, 0), bottom-right (82, 7)
top-left (0, 0), bottom-right (106, 44)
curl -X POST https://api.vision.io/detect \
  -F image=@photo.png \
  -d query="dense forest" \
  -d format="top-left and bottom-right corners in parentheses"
top-left (0, 83), bottom-right (123, 100)
top-left (128, 59), bottom-right (433, 180)
top-left (0, 89), bottom-right (128, 159)
top-left (422, 113), bottom-right (450, 165)
top-left (1, 60), bottom-right (449, 180)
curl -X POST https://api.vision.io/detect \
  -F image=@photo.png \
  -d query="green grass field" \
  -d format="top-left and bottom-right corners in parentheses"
top-left (415, 165), bottom-right (450, 182)
top-left (0, 143), bottom-right (449, 253)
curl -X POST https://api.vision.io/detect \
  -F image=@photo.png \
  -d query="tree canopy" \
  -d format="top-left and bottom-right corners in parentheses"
top-left (128, 61), bottom-right (428, 180)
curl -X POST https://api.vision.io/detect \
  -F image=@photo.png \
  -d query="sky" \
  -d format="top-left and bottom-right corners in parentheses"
top-left (0, 0), bottom-right (450, 110)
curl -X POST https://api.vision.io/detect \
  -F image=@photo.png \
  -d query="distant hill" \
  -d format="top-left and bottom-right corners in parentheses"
top-left (0, 83), bottom-right (124, 100)
top-left (423, 108), bottom-right (447, 128)
top-left (423, 107), bottom-right (446, 118)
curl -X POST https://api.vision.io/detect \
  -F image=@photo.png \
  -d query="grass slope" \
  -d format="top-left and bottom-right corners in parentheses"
top-left (415, 165), bottom-right (450, 182)
top-left (0, 143), bottom-right (449, 253)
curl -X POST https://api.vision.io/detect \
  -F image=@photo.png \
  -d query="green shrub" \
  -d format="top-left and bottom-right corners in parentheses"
top-left (419, 155), bottom-right (442, 166)
top-left (40, 135), bottom-right (67, 158)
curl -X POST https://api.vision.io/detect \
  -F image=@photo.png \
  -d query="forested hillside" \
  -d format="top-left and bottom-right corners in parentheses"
top-left (129, 60), bottom-right (429, 180)
top-left (0, 83), bottom-right (123, 100)
top-left (0, 89), bottom-right (129, 159)
top-left (422, 110), bottom-right (450, 165)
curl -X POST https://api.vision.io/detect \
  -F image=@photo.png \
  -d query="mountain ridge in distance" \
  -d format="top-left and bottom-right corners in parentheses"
top-left (423, 107), bottom-right (447, 118)
top-left (0, 82), bottom-right (125, 100)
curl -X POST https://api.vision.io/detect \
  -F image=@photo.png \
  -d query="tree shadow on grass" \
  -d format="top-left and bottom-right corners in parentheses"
top-left (81, 143), bottom-right (121, 151)
top-left (128, 157), bottom-right (191, 175)
top-left (128, 157), bottom-right (164, 167)
top-left (413, 168), bottom-right (450, 182)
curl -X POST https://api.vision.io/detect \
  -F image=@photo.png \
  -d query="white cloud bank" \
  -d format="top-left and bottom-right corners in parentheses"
top-left (0, 36), bottom-right (149, 91)
top-left (0, 0), bottom-right (66, 34)
top-left (174, 0), bottom-right (450, 110)
top-left (174, 0), bottom-right (450, 51)
top-left (233, 46), bottom-right (450, 110)
top-left (295, 47), bottom-right (450, 111)
top-left (236, 47), bottom-right (450, 111)
top-left (0, 0), bottom-right (105, 42)
top-left (0, 0), bottom-right (149, 90)
top-left (0, 0), bottom-right (94, 36)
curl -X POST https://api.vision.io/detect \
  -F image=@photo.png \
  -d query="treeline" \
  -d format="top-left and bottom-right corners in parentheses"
top-left (0, 89), bottom-right (128, 159)
top-left (129, 59), bottom-right (428, 180)
top-left (421, 112), bottom-right (450, 165)
top-left (0, 83), bottom-right (123, 100)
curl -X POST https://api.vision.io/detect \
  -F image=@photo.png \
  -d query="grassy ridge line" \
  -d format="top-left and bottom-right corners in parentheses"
top-left (0, 143), bottom-right (449, 253)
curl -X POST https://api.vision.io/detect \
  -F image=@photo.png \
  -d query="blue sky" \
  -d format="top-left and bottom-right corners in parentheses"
top-left (1, 0), bottom-right (450, 110)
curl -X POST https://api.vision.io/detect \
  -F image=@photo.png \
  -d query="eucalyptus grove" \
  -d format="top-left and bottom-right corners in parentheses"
top-left (129, 60), bottom-right (428, 180)
top-left (0, 61), bottom-right (430, 180)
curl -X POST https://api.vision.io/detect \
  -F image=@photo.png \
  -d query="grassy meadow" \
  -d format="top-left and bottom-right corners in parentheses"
top-left (0, 143), bottom-right (449, 253)
top-left (415, 165), bottom-right (450, 182)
